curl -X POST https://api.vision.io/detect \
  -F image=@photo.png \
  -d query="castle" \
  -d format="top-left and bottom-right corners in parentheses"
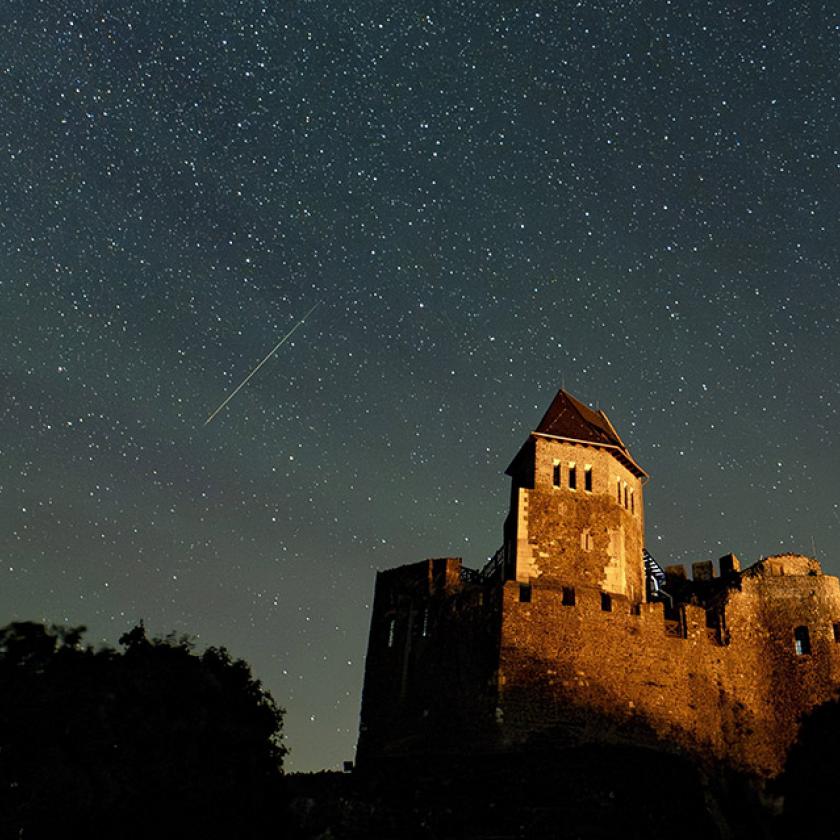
top-left (357, 389), bottom-right (840, 778)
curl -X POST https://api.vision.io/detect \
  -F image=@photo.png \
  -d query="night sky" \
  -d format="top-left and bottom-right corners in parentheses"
top-left (3, 2), bottom-right (839, 771)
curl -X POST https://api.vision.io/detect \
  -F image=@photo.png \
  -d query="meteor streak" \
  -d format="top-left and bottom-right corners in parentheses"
top-left (204, 302), bottom-right (320, 426)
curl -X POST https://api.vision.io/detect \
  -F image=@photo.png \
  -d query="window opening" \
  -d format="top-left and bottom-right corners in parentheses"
top-left (624, 484), bottom-right (629, 509)
top-left (584, 466), bottom-right (593, 492)
top-left (834, 622), bottom-right (840, 643)
top-left (794, 625), bottom-right (811, 656)
top-left (568, 463), bottom-right (577, 490)
top-left (630, 489), bottom-right (635, 514)
top-left (601, 592), bottom-right (612, 612)
top-left (519, 584), bottom-right (532, 603)
top-left (552, 462), bottom-right (561, 488)
top-left (421, 608), bottom-right (430, 637)
top-left (562, 586), bottom-right (576, 606)
top-left (617, 479), bottom-right (621, 504)
top-left (387, 617), bottom-right (396, 648)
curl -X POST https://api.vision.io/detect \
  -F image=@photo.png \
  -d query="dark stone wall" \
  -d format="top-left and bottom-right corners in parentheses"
top-left (356, 558), bottom-right (502, 767)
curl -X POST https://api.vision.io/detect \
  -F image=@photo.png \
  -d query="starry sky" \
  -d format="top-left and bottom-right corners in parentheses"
top-left (2, 1), bottom-right (839, 771)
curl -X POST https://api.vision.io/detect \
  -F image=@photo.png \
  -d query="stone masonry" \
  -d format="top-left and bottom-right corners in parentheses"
top-left (356, 390), bottom-right (840, 777)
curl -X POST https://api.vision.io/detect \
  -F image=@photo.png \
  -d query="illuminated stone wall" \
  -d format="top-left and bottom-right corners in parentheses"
top-left (497, 558), bottom-right (840, 776)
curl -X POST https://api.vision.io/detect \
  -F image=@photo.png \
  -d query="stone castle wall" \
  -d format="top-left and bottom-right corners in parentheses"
top-left (356, 392), bottom-right (840, 778)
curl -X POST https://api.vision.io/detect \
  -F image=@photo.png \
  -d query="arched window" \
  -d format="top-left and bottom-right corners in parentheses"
top-left (794, 625), bottom-right (811, 656)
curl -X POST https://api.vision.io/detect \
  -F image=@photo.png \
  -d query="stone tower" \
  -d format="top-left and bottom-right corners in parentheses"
top-left (502, 389), bottom-right (647, 603)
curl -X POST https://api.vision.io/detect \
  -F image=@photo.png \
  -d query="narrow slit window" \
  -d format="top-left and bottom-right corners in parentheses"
top-left (421, 607), bottom-right (430, 637)
top-left (601, 592), bottom-right (612, 612)
top-left (617, 479), bottom-right (622, 504)
top-left (624, 484), bottom-right (629, 509)
top-left (552, 462), bottom-right (561, 488)
top-left (568, 463), bottom-right (577, 490)
top-left (562, 586), bottom-right (576, 606)
top-left (833, 622), bottom-right (840, 643)
top-left (794, 625), bottom-right (811, 656)
top-left (387, 617), bottom-right (396, 648)
top-left (630, 489), bottom-right (635, 514)
top-left (519, 583), bottom-right (532, 603)
top-left (584, 466), bottom-right (592, 492)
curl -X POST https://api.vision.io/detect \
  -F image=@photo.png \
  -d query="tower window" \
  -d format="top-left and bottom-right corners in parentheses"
top-left (601, 592), bottom-right (612, 612)
top-left (630, 489), bottom-right (635, 514)
top-left (568, 463), bottom-right (577, 490)
top-left (387, 617), bottom-right (396, 648)
top-left (519, 583), bottom-right (532, 603)
top-left (552, 461), bottom-right (561, 488)
top-left (581, 529), bottom-right (593, 551)
top-left (421, 608), bottom-right (430, 637)
top-left (624, 484), bottom-right (629, 509)
top-left (617, 479), bottom-right (621, 504)
top-left (833, 622), bottom-right (840, 643)
top-left (794, 625), bottom-right (811, 656)
top-left (584, 466), bottom-right (592, 492)
top-left (562, 586), bottom-right (576, 606)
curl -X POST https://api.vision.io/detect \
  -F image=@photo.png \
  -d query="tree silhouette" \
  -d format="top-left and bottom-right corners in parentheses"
top-left (775, 695), bottom-right (840, 839)
top-left (0, 621), bottom-right (286, 838)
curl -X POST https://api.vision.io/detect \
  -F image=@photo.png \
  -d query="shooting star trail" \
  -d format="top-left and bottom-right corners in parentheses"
top-left (204, 302), bottom-right (320, 426)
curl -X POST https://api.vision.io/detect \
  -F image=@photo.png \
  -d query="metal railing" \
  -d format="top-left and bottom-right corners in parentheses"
top-left (480, 546), bottom-right (506, 581)
top-left (664, 619), bottom-right (683, 638)
top-left (459, 546), bottom-right (506, 586)
top-left (460, 566), bottom-right (482, 584)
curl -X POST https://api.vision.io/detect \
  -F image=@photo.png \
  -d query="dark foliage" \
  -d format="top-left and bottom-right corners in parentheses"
top-left (775, 696), bottom-right (840, 839)
top-left (0, 621), bottom-right (286, 839)
top-left (287, 748), bottom-right (767, 840)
